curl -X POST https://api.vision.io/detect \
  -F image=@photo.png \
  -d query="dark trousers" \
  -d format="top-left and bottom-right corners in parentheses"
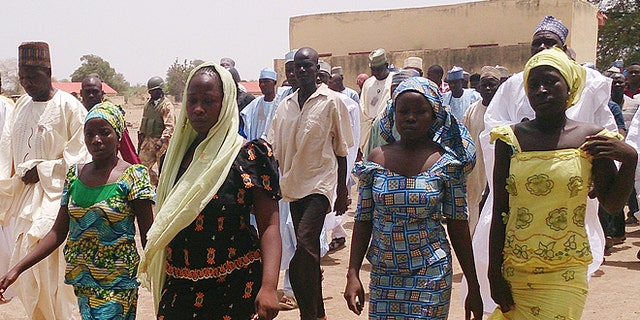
top-left (598, 205), bottom-right (625, 238)
top-left (627, 188), bottom-right (638, 219)
top-left (289, 194), bottom-right (330, 320)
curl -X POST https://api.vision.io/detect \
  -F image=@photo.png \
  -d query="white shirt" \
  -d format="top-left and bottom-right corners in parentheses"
top-left (442, 88), bottom-right (481, 121)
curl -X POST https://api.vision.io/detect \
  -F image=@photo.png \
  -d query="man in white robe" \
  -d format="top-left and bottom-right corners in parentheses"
top-left (0, 75), bottom-right (15, 300)
top-left (325, 80), bottom-right (361, 252)
top-left (442, 66), bottom-right (481, 121)
top-left (359, 48), bottom-right (394, 151)
top-left (240, 68), bottom-right (278, 140)
top-left (0, 42), bottom-right (88, 319)
top-left (461, 66), bottom-right (502, 236)
top-left (469, 17), bottom-right (617, 313)
top-left (328, 66), bottom-right (360, 104)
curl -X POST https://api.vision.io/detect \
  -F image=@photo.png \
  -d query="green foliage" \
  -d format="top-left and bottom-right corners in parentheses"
top-left (70, 54), bottom-right (130, 94)
top-left (165, 58), bottom-right (204, 102)
top-left (590, 0), bottom-right (640, 67)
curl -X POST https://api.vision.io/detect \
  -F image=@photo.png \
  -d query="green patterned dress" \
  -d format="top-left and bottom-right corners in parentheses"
top-left (62, 164), bottom-right (154, 320)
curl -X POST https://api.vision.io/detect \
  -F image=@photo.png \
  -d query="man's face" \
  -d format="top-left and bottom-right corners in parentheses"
top-left (293, 50), bottom-right (319, 88)
top-left (317, 71), bottom-right (330, 85)
top-left (427, 70), bottom-right (442, 86)
top-left (81, 78), bottom-right (104, 110)
top-left (478, 77), bottom-right (500, 105)
top-left (258, 78), bottom-right (276, 96)
top-left (611, 73), bottom-right (626, 95)
top-left (370, 64), bottom-right (389, 81)
top-left (149, 88), bottom-right (163, 100)
top-left (285, 61), bottom-right (298, 89)
top-left (19, 65), bottom-right (51, 101)
top-left (626, 65), bottom-right (640, 85)
top-left (328, 74), bottom-right (342, 92)
top-left (448, 79), bottom-right (464, 95)
top-left (530, 31), bottom-right (563, 56)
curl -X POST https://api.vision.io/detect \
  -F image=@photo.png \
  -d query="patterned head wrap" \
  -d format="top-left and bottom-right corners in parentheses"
top-left (392, 69), bottom-right (420, 87)
top-left (523, 46), bottom-right (585, 108)
top-left (534, 16), bottom-right (569, 45)
top-left (19, 42), bottom-right (51, 68)
top-left (380, 77), bottom-right (475, 175)
top-left (86, 101), bottom-right (126, 140)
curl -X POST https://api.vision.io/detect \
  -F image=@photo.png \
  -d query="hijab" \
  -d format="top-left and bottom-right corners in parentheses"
top-left (138, 62), bottom-right (244, 310)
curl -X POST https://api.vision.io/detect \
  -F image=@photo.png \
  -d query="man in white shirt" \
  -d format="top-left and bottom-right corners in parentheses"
top-left (268, 47), bottom-right (353, 320)
top-left (359, 48), bottom-right (394, 151)
top-left (442, 66), bottom-right (481, 121)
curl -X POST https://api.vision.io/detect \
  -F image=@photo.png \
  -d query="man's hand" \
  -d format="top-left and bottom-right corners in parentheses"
top-left (21, 167), bottom-right (39, 184)
top-left (155, 138), bottom-right (164, 151)
top-left (137, 132), bottom-right (144, 152)
top-left (334, 185), bottom-right (349, 215)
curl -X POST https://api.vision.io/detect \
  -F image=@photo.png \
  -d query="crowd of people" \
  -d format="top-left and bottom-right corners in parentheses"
top-left (0, 14), bottom-right (639, 320)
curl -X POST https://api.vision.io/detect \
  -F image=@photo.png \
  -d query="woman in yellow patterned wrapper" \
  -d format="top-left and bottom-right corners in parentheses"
top-left (488, 46), bottom-right (637, 320)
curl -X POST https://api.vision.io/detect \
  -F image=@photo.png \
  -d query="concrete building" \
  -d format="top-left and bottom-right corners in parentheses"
top-left (276, 0), bottom-right (599, 87)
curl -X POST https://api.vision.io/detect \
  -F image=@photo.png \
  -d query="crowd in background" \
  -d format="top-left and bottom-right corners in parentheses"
top-left (0, 14), bottom-right (640, 320)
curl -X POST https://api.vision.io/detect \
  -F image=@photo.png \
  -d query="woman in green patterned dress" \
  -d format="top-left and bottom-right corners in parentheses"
top-left (0, 101), bottom-right (155, 319)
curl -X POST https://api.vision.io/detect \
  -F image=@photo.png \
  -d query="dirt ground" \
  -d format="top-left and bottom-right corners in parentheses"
top-left (1, 104), bottom-right (640, 319)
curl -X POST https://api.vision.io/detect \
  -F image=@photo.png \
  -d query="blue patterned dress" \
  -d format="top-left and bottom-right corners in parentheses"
top-left (62, 164), bottom-right (155, 320)
top-left (353, 158), bottom-right (469, 320)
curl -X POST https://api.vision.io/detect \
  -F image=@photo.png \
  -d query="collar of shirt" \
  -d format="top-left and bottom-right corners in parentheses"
top-left (285, 83), bottom-right (332, 108)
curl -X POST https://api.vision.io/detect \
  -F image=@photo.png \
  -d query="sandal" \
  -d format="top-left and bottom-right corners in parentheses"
top-left (279, 295), bottom-right (298, 310)
top-left (328, 237), bottom-right (346, 252)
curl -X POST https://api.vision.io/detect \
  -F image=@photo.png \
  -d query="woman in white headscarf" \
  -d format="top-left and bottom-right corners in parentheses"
top-left (138, 62), bottom-right (281, 320)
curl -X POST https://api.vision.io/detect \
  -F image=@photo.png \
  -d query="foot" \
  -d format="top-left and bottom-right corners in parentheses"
top-left (611, 236), bottom-right (626, 245)
top-left (328, 237), bottom-right (346, 252)
top-left (625, 216), bottom-right (638, 224)
top-left (279, 294), bottom-right (298, 310)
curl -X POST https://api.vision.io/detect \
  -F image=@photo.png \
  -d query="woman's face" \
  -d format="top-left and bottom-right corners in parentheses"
top-left (186, 72), bottom-right (224, 134)
top-left (527, 66), bottom-right (569, 117)
top-left (84, 118), bottom-right (119, 160)
top-left (394, 91), bottom-right (434, 140)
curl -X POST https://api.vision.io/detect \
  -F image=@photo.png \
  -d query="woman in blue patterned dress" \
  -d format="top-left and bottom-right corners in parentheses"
top-left (0, 101), bottom-right (155, 319)
top-left (344, 77), bottom-right (483, 319)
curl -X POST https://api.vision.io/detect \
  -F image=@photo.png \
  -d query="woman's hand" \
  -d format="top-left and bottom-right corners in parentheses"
top-left (254, 288), bottom-right (279, 320)
top-left (489, 273), bottom-right (514, 314)
top-left (465, 285), bottom-right (484, 320)
top-left (0, 269), bottom-right (20, 302)
top-left (344, 272), bottom-right (365, 315)
top-left (582, 135), bottom-right (638, 165)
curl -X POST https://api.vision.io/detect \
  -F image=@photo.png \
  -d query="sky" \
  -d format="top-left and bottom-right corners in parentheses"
top-left (1, 0), bottom-right (479, 86)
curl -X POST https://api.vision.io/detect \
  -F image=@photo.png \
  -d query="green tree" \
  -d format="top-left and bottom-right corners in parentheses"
top-left (70, 54), bottom-right (130, 94)
top-left (590, 0), bottom-right (640, 67)
top-left (165, 58), bottom-right (204, 102)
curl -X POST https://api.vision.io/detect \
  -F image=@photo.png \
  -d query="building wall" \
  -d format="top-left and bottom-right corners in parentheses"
top-left (287, 0), bottom-right (598, 77)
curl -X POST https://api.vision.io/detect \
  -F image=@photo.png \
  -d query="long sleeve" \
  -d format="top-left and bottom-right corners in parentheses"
top-left (161, 98), bottom-right (176, 141)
